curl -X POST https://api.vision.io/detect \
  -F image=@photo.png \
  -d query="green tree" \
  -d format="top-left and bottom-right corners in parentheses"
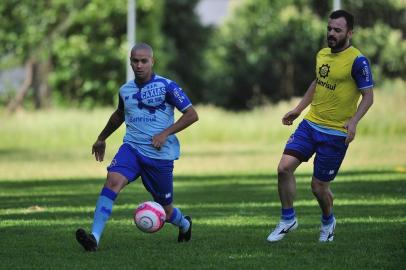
top-left (204, 0), bottom-right (406, 110)
top-left (0, 0), bottom-right (88, 110)
top-left (205, 0), bottom-right (324, 109)
top-left (353, 23), bottom-right (406, 82)
top-left (50, 0), bottom-right (128, 107)
top-left (50, 0), bottom-right (170, 108)
top-left (0, 0), bottom-right (211, 109)
top-left (161, 0), bottom-right (212, 102)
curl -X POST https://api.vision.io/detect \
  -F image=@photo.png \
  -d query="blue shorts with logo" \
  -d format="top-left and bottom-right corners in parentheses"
top-left (107, 143), bottom-right (174, 205)
top-left (284, 120), bottom-right (348, 181)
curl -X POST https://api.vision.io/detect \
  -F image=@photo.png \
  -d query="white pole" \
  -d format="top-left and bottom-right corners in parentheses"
top-left (333, 0), bottom-right (341, 10)
top-left (127, 0), bottom-right (136, 82)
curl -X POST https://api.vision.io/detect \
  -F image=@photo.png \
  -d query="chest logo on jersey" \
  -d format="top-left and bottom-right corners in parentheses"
top-left (141, 87), bottom-right (165, 100)
top-left (125, 84), bottom-right (167, 114)
top-left (317, 64), bottom-right (336, 90)
top-left (319, 64), bottom-right (330, 78)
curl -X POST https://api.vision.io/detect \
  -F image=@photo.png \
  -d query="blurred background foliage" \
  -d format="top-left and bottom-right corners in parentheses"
top-left (0, 0), bottom-right (405, 110)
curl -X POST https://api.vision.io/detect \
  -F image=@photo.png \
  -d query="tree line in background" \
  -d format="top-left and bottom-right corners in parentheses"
top-left (0, 0), bottom-right (405, 111)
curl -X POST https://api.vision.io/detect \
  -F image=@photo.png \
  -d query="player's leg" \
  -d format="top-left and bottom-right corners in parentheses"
top-left (312, 133), bottom-right (348, 242)
top-left (278, 154), bottom-right (301, 210)
top-left (311, 177), bottom-right (333, 218)
top-left (162, 204), bottom-right (192, 242)
top-left (267, 155), bottom-right (301, 242)
top-left (76, 172), bottom-right (128, 251)
top-left (76, 144), bottom-right (140, 251)
top-left (90, 172), bottom-right (128, 243)
top-left (138, 153), bottom-right (191, 242)
top-left (311, 177), bottom-right (336, 242)
top-left (267, 120), bottom-right (314, 242)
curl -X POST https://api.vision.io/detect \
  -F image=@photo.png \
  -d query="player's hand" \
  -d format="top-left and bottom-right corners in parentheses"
top-left (152, 132), bottom-right (168, 151)
top-left (344, 119), bottom-right (357, 145)
top-left (92, 139), bottom-right (106, 162)
top-left (282, 109), bottom-right (300, 125)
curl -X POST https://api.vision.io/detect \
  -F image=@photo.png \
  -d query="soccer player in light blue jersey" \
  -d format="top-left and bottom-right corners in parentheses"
top-left (267, 10), bottom-right (374, 243)
top-left (76, 43), bottom-right (198, 251)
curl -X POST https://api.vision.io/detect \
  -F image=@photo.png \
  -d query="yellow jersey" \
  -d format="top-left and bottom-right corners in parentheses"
top-left (305, 46), bottom-right (374, 132)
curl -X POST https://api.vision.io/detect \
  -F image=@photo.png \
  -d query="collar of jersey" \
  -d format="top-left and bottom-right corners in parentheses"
top-left (134, 73), bottom-right (156, 88)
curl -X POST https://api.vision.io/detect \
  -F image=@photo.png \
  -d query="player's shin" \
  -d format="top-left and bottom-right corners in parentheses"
top-left (91, 187), bottom-right (117, 243)
top-left (168, 207), bottom-right (190, 233)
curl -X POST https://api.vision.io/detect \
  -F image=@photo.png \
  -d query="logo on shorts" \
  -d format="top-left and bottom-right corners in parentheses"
top-left (108, 159), bottom-right (117, 168)
top-left (328, 170), bottom-right (335, 175)
top-left (287, 135), bottom-right (294, 144)
top-left (165, 193), bottom-right (172, 199)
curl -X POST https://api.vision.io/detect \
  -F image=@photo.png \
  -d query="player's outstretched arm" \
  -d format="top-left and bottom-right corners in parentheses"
top-left (344, 87), bottom-right (374, 145)
top-left (282, 80), bottom-right (316, 125)
top-left (152, 107), bottom-right (198, 150)
top-left (92, 109), bottom-right (125, 161)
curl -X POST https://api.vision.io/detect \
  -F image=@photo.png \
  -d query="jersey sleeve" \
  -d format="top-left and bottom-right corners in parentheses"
top-left (351, 56), bottom-right (374, 90)
top-left (165, 82), bottom-right (192, 112)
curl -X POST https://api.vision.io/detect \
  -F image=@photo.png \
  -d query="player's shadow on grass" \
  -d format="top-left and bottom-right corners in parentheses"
top-left (181, 149), bottom-right (272, 157)
top-left (0, 169), bottom-right (404, 222)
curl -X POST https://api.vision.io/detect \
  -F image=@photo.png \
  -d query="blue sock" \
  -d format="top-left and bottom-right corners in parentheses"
top-left (281, 208), bottom-right (295, 221)
top-left (168, 207), bottom-right (190, 233)
top-left (91, 187), bottom-right (117, 244)
top-left (321, 213), bottom-right (335, 225)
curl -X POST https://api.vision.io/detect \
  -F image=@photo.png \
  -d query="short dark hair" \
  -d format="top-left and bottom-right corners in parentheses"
top-left (329, 10), bottom-right (354, 30)
top-left (131, 43), bottom-right (153, 56)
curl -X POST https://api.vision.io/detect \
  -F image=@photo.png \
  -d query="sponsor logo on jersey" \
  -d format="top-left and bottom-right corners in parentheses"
top-left (173, 88), bottom-right (186, 103)
top-left (128, 115), bottom-right (157, 123)
top-left (361, 65), bottom-right (370, 82)
top-left (316, 78), bottom-right (337, 91)
top-left (141, 87), bottom-right (166, 100)
top-left (131, 83), bottom-right (167, 114)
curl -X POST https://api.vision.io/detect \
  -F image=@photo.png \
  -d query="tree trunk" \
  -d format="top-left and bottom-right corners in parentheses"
top-left (33, 60), bottom-right (51, 109)
top-left (7, 58), bottom-right (52, 112)
top-left (7, 59), bottom-right (34, 112)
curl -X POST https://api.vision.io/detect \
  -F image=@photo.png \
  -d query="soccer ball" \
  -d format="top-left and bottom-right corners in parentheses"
top-left (134, 201), bottom-right (166, 233)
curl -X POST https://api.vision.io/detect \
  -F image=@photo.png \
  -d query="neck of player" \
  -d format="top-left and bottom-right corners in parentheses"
top-left (331, 41), bottom-right (351, 53)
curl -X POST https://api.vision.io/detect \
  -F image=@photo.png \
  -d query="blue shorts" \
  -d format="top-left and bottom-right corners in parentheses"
top-left (284, 120), bottom-right (348, 181)
top-left (107, 143), bottom-right (174, 205)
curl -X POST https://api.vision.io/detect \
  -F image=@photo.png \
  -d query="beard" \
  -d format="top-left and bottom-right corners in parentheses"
top-left (327, 36), bottom-right (348, 51)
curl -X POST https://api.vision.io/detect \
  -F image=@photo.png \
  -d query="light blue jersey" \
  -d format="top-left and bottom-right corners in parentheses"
top-left (118, 74), bottom-right (192, 160)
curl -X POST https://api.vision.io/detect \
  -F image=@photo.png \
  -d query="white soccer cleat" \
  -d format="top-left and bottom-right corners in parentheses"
top-left (267, 218), bottom-right (298, 242)
top-left (319, 218), bottom-right (336, 242)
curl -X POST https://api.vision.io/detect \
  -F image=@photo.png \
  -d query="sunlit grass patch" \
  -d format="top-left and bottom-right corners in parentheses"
top-left (0, 83), bottom-right (405, 269)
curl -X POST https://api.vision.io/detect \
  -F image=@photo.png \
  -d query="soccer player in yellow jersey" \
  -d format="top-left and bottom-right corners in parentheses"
top-left (267, 10), bottom-right (374, 242)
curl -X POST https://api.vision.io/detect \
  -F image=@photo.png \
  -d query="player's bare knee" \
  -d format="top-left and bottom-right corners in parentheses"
top-left (311, 180), bottom-right (328, 196)
top-left (105, 172), bottom-right (127, 192)
top-left (277, 163), bottom-right (294, 177)
top-left (311, 181), bottom-right (320, 196)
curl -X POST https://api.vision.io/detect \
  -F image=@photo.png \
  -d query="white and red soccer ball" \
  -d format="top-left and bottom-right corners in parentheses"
top-left (134, 201), bottom-right (166, 233)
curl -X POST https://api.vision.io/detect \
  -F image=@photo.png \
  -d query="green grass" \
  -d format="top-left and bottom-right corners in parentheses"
top-left (0, 83), bottom-right (405, 269)
top-left (0, 172), bottom-right (405, 269)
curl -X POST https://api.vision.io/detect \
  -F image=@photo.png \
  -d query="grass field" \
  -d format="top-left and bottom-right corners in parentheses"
top-left (0, 82), bottom-right (405, 269)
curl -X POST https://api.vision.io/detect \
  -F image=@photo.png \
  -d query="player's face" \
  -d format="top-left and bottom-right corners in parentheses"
top-left (130, 48), bottom-right (154, 83)
top-left (327, 17), bottom-right (352, 52)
